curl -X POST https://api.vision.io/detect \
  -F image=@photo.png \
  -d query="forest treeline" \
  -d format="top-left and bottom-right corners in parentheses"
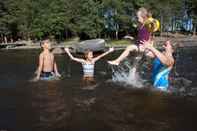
top-left (0, 0), bottom-right (197, 42)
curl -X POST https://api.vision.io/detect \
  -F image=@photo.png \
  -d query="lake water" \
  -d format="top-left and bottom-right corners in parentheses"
top-left (0, 47), bottom-right (197, 131)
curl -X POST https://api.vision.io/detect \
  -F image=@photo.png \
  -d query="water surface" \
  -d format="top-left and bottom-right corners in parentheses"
top-left (0, 48), bottom-right (197, 131)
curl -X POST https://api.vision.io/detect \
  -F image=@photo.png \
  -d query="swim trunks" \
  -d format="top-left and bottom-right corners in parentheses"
top-left (40, 71), bottom-right (54, 80)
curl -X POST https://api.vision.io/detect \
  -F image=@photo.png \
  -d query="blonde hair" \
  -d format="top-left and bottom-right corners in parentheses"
top-left (138, 7), bottom-right (152, 19)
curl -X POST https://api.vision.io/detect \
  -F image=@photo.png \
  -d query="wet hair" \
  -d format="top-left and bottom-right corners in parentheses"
top-left (40, 39), bottom-right (50, 47)
top-left (84, 49), bottom-right (92, 59)
top-left (165, 40), bottom-right (178, 50)
top-left (164, 40), bottom-right (178, 58)
top-left (138, 7), bottom-right (152, 19)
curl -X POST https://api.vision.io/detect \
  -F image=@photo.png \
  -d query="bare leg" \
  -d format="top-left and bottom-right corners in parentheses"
top-left (108, 45), bottom-right (138, 65)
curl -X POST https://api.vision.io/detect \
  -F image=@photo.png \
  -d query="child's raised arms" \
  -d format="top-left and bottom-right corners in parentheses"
top-left (92, 47), bottom-right (114, 63)
top-left (64, 48), bottom-right (86, 63)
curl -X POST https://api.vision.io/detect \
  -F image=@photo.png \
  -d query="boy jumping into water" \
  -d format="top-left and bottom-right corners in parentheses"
top-left (35, 39), bottom-right (61, 80)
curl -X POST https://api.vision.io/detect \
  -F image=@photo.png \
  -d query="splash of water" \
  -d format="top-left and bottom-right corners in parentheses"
top-left (111, 59), bottom-right (144, 88)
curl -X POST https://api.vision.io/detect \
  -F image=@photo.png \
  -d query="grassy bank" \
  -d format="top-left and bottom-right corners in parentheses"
top-left (106, 39), bottom-right (133, 47)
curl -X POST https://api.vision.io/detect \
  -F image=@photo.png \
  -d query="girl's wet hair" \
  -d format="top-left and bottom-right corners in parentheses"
top-left (166, 40), bottom-right (178, 50)
top-left (84, 49), bottom-right (92, 58)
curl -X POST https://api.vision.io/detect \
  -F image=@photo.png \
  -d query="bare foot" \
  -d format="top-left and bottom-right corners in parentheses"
top-left (108, 60), bottom-right (120, 65)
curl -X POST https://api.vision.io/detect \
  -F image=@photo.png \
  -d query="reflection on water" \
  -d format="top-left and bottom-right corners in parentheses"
top-left (0, 47), bottom-right (197, 131)
top-left (170, 47), bottom-right (197, 96)
top-left (31, 81), bottom-right (70, 131)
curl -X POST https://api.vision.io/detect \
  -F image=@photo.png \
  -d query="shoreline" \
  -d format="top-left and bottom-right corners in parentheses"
top-left (1, 36), bottom-right (197, 50)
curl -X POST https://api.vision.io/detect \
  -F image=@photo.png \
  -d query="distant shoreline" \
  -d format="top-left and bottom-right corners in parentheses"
top-left (1, 36), bottom-right (197, 50)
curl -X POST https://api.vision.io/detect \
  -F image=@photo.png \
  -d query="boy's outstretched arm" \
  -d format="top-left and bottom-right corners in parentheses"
top-left (36, 54), bottom-right (44, 80)
top-left (64, 48), bottom-right (86, 63)
top-left (93, 47), bottom-right (114, 62)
